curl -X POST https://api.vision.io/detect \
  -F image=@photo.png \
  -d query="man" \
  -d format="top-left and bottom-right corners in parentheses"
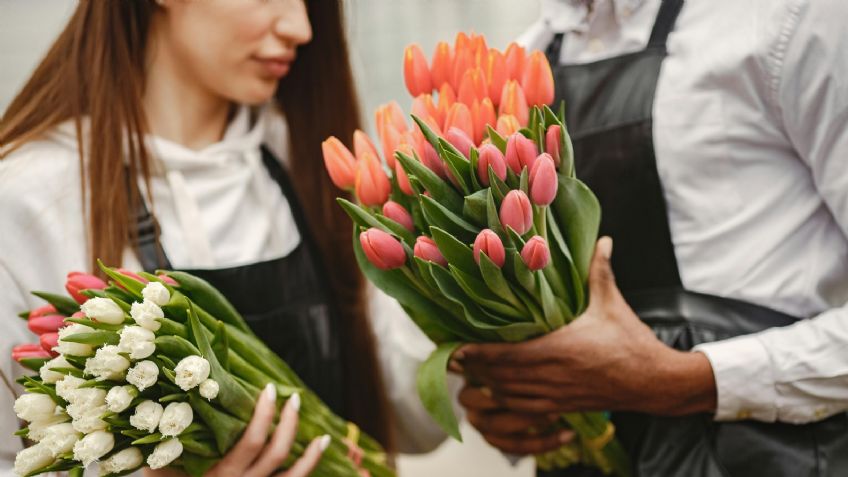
top-left (454, 0), bottom-right (848, 475)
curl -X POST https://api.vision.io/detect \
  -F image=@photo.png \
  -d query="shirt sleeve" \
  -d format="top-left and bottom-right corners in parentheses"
top-left (694, 0), bottom-right (848, 424)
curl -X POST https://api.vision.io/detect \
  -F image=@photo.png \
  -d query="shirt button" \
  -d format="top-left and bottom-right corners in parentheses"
top-left (736, 409), bottom-right (752, 419)
top-left (588, 39), bottom-right (605, 53)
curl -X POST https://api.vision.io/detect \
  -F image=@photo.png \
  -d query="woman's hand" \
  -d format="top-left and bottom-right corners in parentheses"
top-left (146, 384), bottom-right (328, 477)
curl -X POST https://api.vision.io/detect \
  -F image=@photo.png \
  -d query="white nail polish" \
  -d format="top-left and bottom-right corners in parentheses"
top-left (318, 434), bottom-right (331, 452)
top-left (265, 383), bottom-right (276, 401)
top-left (289, 392), bottom-right (301, 413)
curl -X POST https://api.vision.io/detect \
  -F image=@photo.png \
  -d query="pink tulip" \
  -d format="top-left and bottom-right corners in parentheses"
top-left (411, 95), bottom-right (440, 129)
top-left (505, 133), bottom-right (539, 174)
top-left (430, 41), bottom-right (453, 90)
top-left (12, 344), bottom-right (51, 362)
top-left (360, 228), bottom-right (407, 270)
top-left (545, 124), bottom-right (562, 167)
top-left (322, 136), bottom-right (358, 190)
top-left (71, 311), bottom-right (85, 319)
top-left (446, 127), bottom-right (475, 159)
top-left (355, 153), bottom-right (392, 207)
top-left (28, 304), bottom-right (58, 320)
top-left (65, 272), bottom-right (107, 304)
top-left (353, 130), bottom-right (380, 162)
top-left (521, 236), bottom-right (551, 271)
top-left (499, 190), bottom-right (533, 235)
top-left (414, 236), bottom-right (448, 267)
top-left (473, 229), bottom-right (506, 267)
top-left (39, 332), bottom-right (59, 355)
top-left (416, 135), bottom-right (448, 179)
top-left (383, 201), bottom-right (415, 232)
top-left (404, 44), bottom-right (432, 97)
top-left (521, 51), bottom-right (555, 106)
top-left (28, 314), bottom-right (67, 335)
top-left (158, 274), bottom-right (179, 286)
top-left (477, 144), bottom-right (507, 186)
top-left (529, 153), bottom-right (558, 206)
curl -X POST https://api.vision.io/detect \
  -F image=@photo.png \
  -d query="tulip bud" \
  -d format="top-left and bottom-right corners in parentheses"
top-left (471, 98), bottom-right (497, 145)
top-left (382, 201), bottom-right (415, 232)
top-left (353, 130), bottom-right (380, 162)
top-left (159, 402), bottom-right (193, 437)
top-left (158, 274), bottom-right (178, 286)
top-left (130, 400), bottom-right (164, 433)
top-left (100, 447), bottom-right (144, 475)
top-left (454, 32), bottom-right (471, 57)
top-left (39, 355), bottom-right (71, 384)
top-left (469, 33), bottom-right (489, 67)
top-left (458, 68), bottom-right (488, 107)
top-left (504, 42), bottom-right (526, 81)
top-left (118, 325), bottom-right (156, 360)
top-left (65, 272), bottom-right (107, 304)
top-left (175, 355), bottom-right (211, 391)
top-left (505, 133), bottom-right (540, 174)
top-left (418, 137), bottom-right (447, 179)
top-left (142, 281), bottom-right (170, 307)
top-left (127, 360), bottom-right (159, 392)
top-left (521, 51), bottom-right (555, 106)
top-left (73, 430), bottom-right (114, 467)
top-left (28, 314), bottom-right (66, 335)
top-left (117, 268), bottom-right (148, 285)
top-left (444, 102), bottom-right (474, 142)
top-left (446, 127), bottom-right (475, 159)
top-left (413, 236), bottom-right (448, 267)
top-left (12, 343), bottom-right (51, 362)
top-left (360, 228), bottom-right (407, 270)
top-left (530, 153), bottom-right (559, 206)
top-left (394, 143), bottom-right (415, 195)
top-left (14, 393), bottom-right (57, 423)
top-left (28, 304), bottom-right (57, 320)
top-left (199, 379), bottom-right (220, 400)
top-left (14, 443), bottom-right (54, 477)
top-left (355, 153), bottom-right (392, 207)
top-left (39, 332), bottom-right (59, 355)
top-left (430, 41), bottom-right (453, 90)
top-left (378, 123), bottom-right (403, 169)
top-left (500, 190), bottom-right (534, 235)
top-left (375, 102), bottom-right (408, 138)
top-left (496, 114), bottom-right (521, 137)
top-left (106, 385), bottom-right (138, 413)
top-left (545, 124), bottom-right (563, 167)
top-left (55, 323), bottom-right (94, 357)
top-left (81, 297), bottom-right (125, 325)
top-left (521, 236), bottom-right (551, 271)
top-left (404, 44), bottom-right (432, 97)
top-left (451, 47), bottom-right (474, 93)
top-left (477, 144), bottom-right (508, 186)
top-left (130, 299), bottom-right (163, 331)
top-left (322, 137), bottom-right (357, 190)
top-left (485, 49), bottom-right (508, 106)
top-left (84, 345), bottom-right (131, 381)
top-left (473, 229), bottom-right (506, 267)
top-left (147, 438), bottom-right (183, 470)
top-left (437, 83), bottom-right (456, 126)
top-left (499, 80), bottom-right (529, 126)
top-left (411, 94), bottom-right (440, 128)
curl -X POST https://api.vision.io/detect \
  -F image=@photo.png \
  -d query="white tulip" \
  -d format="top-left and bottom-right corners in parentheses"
top-left (199, 379), bottom-right (220, 400)
top-left (40, 355), bottom-right (73, 384)
top-left (14, 443), bottom-right (54, 476)
top-left (142, 282), bottom-right (171, 307)
top-left (105, 385), bottom-right (138, 413)
top-left (70, 405), bottom-right (109, 433)
top-left (55, 375), bottom-right (86, 402)
top-left (80, 297), bottom-right (125, 325)
top-left (126, 360), bottom-right (159, 391)
top-left (130, 300), bottom-right (163, 331)
top-left (174, 355), bottom-right (210, 391)
top-left (56, 323), bottom-right (95, 357)
top-left (14, 393), bottom-right (57, 423)
top-left (84, 345), bottom-right (131, 381)
top-left (99, 446), bottom-right (143, 475)
top-left (130, 400), bottom-right (164, 433)
top-left (65, 386), bottom-right (107, 409)
top-left (27, 412), bottom-right (69, 442)
top-left (159, 402), bottom-right (193, 437)
top-left (146, 438), bottom-right (183, 469)
top-left (117, 325), bottom-right (156, 360)
top-left (41, 422), bottom-right (80, 457)
top-left (72, 430), bottom-right (114, 467)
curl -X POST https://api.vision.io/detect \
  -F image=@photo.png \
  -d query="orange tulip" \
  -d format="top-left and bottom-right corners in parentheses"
top-left (451, 47), bottom-right (474, 93)
top-left (444, 102), bottom-right (474, 141)
top-left (411, 94), bottom-right (441, 128)
top-left (471, 98), bottom-right (497, 145)
top-left (504, 42), bottom-right (526, 81)
top-left (496, 114), bottom-right (521, 136)
top-left (437, 83), bottom-right (456, 128)
top-left (394, 142), bottom-right (415, 195)
top-left (355, 152), bottom-right (391, 206)
top-left (378, 123), bottom-right (403, 169)
top-left (454, 31), bottom-right (470, 57)
top-left (485, 49), bottom-right (508, 106)
top-left (499, 80), bottom-right (529, 126)
top-left (353, 130), bottom-right (380, 162)
top-left (322, 136), bottom-right (358, 190)
top-left (404, 44), bottom-right (432, 97)
top-left (457, 67), bottom-right (488, 106)
top-left (469, 33), bottom-right (489, 67)
top-left (430, 41), bottom-right (453, 90)
top-left (522, 51), bottom-right (555, 106)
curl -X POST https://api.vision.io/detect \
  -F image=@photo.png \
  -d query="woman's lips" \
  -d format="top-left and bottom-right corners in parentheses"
top-left (255, 57), bottom-right (292, 78)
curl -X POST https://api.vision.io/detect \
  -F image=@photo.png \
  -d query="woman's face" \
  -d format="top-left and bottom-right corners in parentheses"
top-left (154, 0), bottom-right (312, 105)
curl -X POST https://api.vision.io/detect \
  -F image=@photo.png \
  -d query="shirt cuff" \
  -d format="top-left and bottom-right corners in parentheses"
top-left (693, 335), bottom-right (779, 422)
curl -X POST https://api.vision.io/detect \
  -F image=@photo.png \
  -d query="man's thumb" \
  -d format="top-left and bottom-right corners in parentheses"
top-left (588, 237), bottom-right (617, 300)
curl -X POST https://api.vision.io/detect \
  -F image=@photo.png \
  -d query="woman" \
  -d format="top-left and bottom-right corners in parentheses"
top-left (0, 0), bottom-right (443, 474)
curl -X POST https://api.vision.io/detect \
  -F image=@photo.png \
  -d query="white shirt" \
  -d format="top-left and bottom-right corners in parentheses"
top-left (521, 0), bottom-right (848, 423)
top-left (0, 106), bottom-right (446, 473)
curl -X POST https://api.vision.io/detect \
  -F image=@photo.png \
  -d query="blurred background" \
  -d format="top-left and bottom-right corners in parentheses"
top-left (0, 1), bottom-right (540, 476)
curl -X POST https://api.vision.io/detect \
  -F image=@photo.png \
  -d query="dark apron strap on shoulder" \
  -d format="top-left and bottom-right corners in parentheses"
top-left (648, 0), bottom-right (685, 47)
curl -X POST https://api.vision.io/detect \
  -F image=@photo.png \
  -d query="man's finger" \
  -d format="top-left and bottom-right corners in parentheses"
top-left (482, 428), bottom-right (575, 455)
top-left (279, 435), bottom-right (329, 477)
top-left (222, 383), bottom-right (277, 470)
top-left (455, 336), bottom-right (552, 367)
top-left (488, 380), bottom-right (564, 401)
top-left (467, 409), bottom-right (558, 435)
top-left (496, 394), bottom-right (563, 414)
top-left (246, 393), bottom-right (301, 477)
top-left (458, 385), bottom-right (501, 411)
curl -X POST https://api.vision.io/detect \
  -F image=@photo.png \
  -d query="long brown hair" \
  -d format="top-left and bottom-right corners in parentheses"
top-left (0, 0), bottom-right (393, 449)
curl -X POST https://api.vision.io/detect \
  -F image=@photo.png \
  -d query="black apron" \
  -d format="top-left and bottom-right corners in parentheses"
top-left (134, 145), bottom-right (345, 415)
top-left (540, 0), bottom-right (848, 476)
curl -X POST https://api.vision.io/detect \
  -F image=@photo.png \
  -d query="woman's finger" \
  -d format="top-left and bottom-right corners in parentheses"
top-left (277, 435), bottom-right (330, 477)
top-left (245, 393), bottom-right (301, 477)
top-left (219, 383), bottom-right (278, 472)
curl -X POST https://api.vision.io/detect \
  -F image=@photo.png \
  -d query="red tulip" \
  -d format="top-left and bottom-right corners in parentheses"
top-left (360, 228), bottom-right (407, 270)
top-left (28, 304), bottom-right (58, 320)
top-left (504, 42), bottom-right (526, 81)
top-left (471, 98), bottom-right (497, 145)
top-left (39, 332), bottom-right (59, 355)
top-left (322, 137), bottom-right (357, 190)
top-left (444, 103), bottom-right (474, 143)
top-left (446, 127), bottom-right (475, 159)
top-left (530, 153), bottom-right (559, 206)
top-left (477, 144), bottom-right (508, 186)
top-left (458, 68), bottom-right (488, 107)
top-left (500, 190), bottom-right (533, 235)
top-left (354, 130), bottom-right (380, 162)
top-left (521, 236), bottom-right (551, 271)
top-left (158, 274), bottom-right (178, 286)
top-left (499, 80), bottom-right (529, 126)
top-left (473, 229), bottom-right (506, 267)
top-left (521, 51), bottom-right (555, 106)
top-left (430, 41), bottom-right (453, 90)
top-left (12, 344), bottom-right (51, 362)
top-left (485, 49), bottom-right (508, 106)
top-left (505, 133), bottom-right (540, 174)
top-left (414, 236), bottom-right (448, 267)
top-left (71, 311), bottom-right (85, 319)
top-left (383, 201), bottom-right (415, 232)
top-left (355, 153), bottom-right (391, 207)
top-left (496, 114), bottom-right (521, 136)
top-left (65, 272), bottom-right (107, 304)
top-left (28, 314), bottom-right (66, 335)
top-left (545, 124), bottom-right (563, 167)
top-left (404, 44), bottom-right (432, 97)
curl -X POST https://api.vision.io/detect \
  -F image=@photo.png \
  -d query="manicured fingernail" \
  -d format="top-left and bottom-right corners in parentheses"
top-left (288, 392), bottom-right (301, 413)
top-left (480, 386), bottom-right (493, 398)
top-left (559, 430), bottom-right (575, 443)
top-left (264, 383), bottom-right (276, 401)
top-left (318, 434), bottom-right (331, 452)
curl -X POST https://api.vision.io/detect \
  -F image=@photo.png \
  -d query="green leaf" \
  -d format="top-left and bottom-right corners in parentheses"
top-left (155, 335), bottom-right (201, 361)
top-left (509, 250), bottom-right (537, 296)
top-left (437, 140), bottom-right (472, 195)
top-left (411, 114), bottom-right (442, 150)
top-left (463, 189), bottom-right (489, 227)
top-left (417, 342), bottom-right (463, 441)
top-left (551, 176), bottom-right (601, 287)
top-left (478, 254), bottom-right (526, 311)
top-left (163, 271), bottom-right (251, 334)
top-left (448, 266), bottom-right (527, 320)
top-left (486, 189), bottom-right (506, 237)
top-left (468, 147), bottom-right (482, 191)
top-left (429, 227), bottom-right (478, 277)
top-left (396, 151), bottom-right (463, 213)
top-left (519, 168), bottom-right (529, 195)
top-left (18, 357), bottom-right (49, 373)
top-left (30, 291), bottom-right (79, 316)
top-left (59, 330), bottom-right (119, 346)
top-left (538, 272), bottom-right (565, 329)
top-left (420, 196), bottom-right (479, 243)
top-left (98, 260), bottom-right (145, 299)
top-left (488, 170), bottom-right (510, 202)
top-left (64, 317), bottom-right (124, 332)
top-left (131, 433), bottom-right (164, 445)
top-left (211, 321), bottom-right (230, 372)
top-left (189, 392), bottom-right (247, 455)
top-left (494, 322), bottom-right (547, 342)
top-left (337, 198), bottom-right (386, 232)
top-left (486, 125), bottom-right (507, 153)
top-left (375, 215), bottom-right (417, 246)
top-left (182, 452), bottom-right (221, 477)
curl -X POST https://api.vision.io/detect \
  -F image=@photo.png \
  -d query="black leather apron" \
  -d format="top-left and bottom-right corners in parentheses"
top-left (134, 145), bottom-right (345, 415)
top-left (540, 0), bottom-right (848, 475)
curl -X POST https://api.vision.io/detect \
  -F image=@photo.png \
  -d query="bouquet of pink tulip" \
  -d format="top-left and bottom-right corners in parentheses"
top-left (11, 266), bottom-right (392, 477)
top-left (322, 33), bottom-right (630, 476)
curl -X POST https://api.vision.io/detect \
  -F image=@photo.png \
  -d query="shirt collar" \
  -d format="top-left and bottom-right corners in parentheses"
top-left (541, 0), bottom-right (647, 33)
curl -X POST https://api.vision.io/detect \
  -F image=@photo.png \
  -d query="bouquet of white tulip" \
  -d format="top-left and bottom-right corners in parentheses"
top-left (11, 264), bottom-right (392, 477)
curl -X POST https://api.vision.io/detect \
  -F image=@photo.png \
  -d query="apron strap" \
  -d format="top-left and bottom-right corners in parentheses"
top-left (647, 0), bottom-right (685, 48)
